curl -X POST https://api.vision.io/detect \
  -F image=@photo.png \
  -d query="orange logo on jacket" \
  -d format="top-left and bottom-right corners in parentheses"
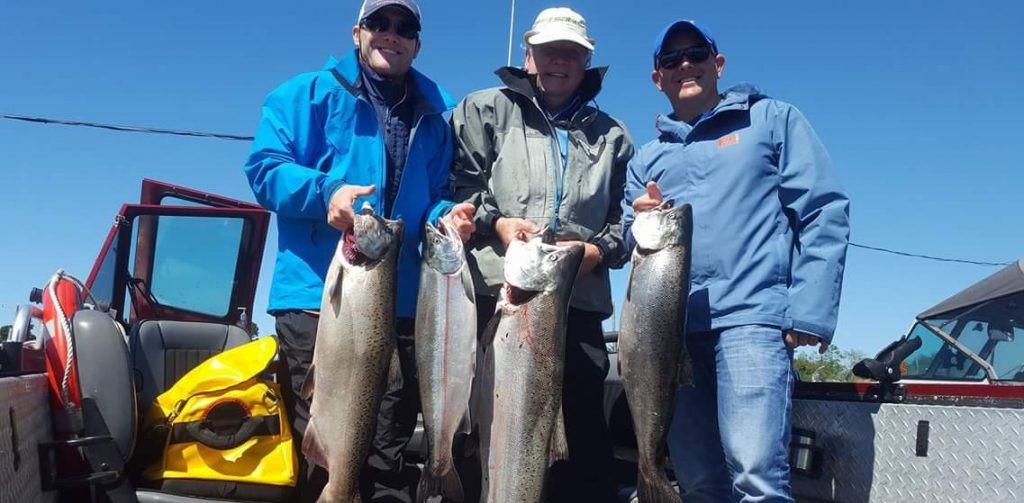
top-left (717, 133), bottom-right (740, 148)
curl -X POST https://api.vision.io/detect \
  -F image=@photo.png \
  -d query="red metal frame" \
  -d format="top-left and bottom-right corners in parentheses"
top-left (83, 180), bottom-right (269, 326)
top-left (796, 380), bottom-right (1024, 400)
top-left (140, 178), bottom-right (263, 209)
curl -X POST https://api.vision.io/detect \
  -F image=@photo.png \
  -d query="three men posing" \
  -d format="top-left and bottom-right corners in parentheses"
top-left (245, 3), bottom-right (849, 502)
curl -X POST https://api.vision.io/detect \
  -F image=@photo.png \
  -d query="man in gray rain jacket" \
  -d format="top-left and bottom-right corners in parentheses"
top-left (451, 7), bottom-right (633, 503)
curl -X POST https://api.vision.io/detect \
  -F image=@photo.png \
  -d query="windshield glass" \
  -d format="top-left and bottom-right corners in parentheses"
top-left (903, 292), bottom-right (1024, 381)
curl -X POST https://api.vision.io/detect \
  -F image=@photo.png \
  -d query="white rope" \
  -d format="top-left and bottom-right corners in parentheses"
top-left (47, 270), bottom-right (76, 412)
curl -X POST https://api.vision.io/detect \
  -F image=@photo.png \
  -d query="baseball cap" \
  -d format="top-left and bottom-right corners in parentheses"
top-left (358, 0), bottom-right (421, 24)
top-left (523, 7), bottom-right (595, 51)
top-left (653, 20), bottom-right (718, 66)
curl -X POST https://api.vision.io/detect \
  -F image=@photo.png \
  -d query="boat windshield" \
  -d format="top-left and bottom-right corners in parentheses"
top-left (903, 291), bottom-right (1024, 381)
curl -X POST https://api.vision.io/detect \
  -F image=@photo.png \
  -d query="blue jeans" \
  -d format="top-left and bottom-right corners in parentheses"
top-left (667, 325), bottom-right (795, 503)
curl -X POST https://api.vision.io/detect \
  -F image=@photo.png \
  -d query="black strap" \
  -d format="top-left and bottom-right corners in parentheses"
top-left (170, 414), bottom-right (281, 450)
top-left (330, 67), bottom-right (361, 97)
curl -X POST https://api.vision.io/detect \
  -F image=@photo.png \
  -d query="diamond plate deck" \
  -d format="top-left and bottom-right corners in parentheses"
top-left (792, 398), bottom-right (1024, 502)
top-left (0, 375), bottom-right (56, 503)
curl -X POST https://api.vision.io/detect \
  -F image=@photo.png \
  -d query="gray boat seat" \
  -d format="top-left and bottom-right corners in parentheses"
top-left (130, 320), bottom-right (251, 418)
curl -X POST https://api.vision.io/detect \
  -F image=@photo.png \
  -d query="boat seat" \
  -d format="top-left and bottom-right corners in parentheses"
top-left (130, 320), bottom-right (251, 413)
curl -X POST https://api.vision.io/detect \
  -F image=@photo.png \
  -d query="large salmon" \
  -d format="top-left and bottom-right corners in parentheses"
top-left (619, 202), bottom-right (692, 503)
top-left (415, 219), bottom-right (477, 503)
top-left (483, 233), bottom-right (584, 503)
top-left (301, 207), bottom-right (403, 503)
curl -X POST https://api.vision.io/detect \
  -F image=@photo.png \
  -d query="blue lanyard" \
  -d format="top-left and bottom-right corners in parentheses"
top-left (551, 127), bottom-right (570, 231)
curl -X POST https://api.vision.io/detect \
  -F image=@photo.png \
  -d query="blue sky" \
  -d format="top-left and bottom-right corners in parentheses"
top-left (2, 1), bottom-right (1023, 356)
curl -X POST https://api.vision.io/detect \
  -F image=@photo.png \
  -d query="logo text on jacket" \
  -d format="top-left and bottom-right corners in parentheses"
top-left (717, 133), bottom-right (740, 149)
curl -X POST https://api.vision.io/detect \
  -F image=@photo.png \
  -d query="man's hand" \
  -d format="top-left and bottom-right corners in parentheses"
top-left (494, 217), bottom-right (540, 248)
top-left (785, 330), bottom-right (830, 354)
top-left (557, 240), bottom-right (603, 278)
top-left (631, 181), bottom-right (663, 213)
top-left (327, 185), bottom-right (376, 231)
top-left (447, 203), bottom-right (476, 242)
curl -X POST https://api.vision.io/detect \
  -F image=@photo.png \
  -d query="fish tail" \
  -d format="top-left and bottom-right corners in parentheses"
top-left (416, 462), bottom-right (465, 503)
top-left (637, 466), bottom-right (681, 503)
top-left (313, 484), bottom-right (361, 503)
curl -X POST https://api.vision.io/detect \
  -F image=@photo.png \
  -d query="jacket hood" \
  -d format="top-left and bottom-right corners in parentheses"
top-left (656, 83), bottom-right (767, 141)
top-left (495, 66), bottom-right (608, 115)
top-left (325, 50), bottom-right (457, 114)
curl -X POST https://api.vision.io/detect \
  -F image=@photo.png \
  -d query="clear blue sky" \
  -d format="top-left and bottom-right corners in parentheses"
top-left (2, 1), bottom-right (1023, 356)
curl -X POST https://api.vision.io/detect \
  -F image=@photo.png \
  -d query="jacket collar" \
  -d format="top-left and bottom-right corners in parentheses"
top-left (656, 83), bottom-right (766, 141)
top-left (324, 50), bottom-right (456, 115)
top-left (495, 66), bottom-right (608, 126)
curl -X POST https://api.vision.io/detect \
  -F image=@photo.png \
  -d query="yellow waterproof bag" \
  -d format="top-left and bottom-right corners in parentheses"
top-left (139, 337), bottom-right (297, 501)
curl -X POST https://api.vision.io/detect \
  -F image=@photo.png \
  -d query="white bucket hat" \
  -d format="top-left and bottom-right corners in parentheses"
top-left (523, 7), bottom-right (595, 51)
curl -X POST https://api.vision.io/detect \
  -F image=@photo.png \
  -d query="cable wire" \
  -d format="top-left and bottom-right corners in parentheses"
top-left (849, 242), bottom-right (1011, 267)
top-left (0, 113), bottom-right (254, 141)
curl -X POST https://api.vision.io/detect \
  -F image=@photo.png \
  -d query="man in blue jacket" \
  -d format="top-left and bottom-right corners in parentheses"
top-left (622, 20), bottom-right (850, 503)
top-left (243, 1), bottom-right (474, 501)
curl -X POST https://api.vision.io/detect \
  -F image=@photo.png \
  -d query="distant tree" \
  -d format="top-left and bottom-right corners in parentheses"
top-left (0, 325), bottom-right (10, 342)
top-left (794, 345), bottom-right (867, 382)
top-left (249, 321), bottom-right (260, 338)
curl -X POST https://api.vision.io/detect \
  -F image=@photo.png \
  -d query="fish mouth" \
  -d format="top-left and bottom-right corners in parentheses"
top-left (505, 285), bottom-right (540, 306)
top-left (343, 232), bottom-right (384, 266)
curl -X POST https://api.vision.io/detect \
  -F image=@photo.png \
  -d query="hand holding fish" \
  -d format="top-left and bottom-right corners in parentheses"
top-left (447, 203), bottom-right (476, 242)
top-left (555, 240), bottom-right (603, 278)
top-left (632, 181), bottom-right (663, 213)
top-left (327, 184), bottom-right (376, 231)
top-left (494, 217), bottom-right (540, 248)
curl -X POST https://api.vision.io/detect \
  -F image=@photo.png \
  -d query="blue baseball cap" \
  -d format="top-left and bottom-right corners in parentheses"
top-left (653, 20), bottom-right (718, 68)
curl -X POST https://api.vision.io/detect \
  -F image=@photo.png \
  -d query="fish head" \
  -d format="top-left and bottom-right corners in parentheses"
top-left (632, 201), bottom-right (692, 252)
top-left (422, 218), bottom-right (465, 275)
top-left (344, 206), bottom-right (403, 266)
top-left (503, 235), bottom-right (585, 304)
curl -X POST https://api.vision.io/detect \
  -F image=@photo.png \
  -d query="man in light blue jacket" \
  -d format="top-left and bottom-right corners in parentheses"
top-left (622, 20), bottom-right (850, 503)
top-left (243, 1), bottom-right (473, 501)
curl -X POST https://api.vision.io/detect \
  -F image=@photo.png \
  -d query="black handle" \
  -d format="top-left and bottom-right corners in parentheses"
top-left (184, 416), bottom-right (265, 450)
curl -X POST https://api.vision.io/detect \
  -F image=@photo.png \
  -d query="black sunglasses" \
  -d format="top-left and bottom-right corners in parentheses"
top-left (361, 15), bottom-right (420, 40)
top-left (657, 45), bottom-right (713, 70)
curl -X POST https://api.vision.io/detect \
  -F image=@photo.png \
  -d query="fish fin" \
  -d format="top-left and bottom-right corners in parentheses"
top-left (301, 422), bottom-right (328, 469)
top-left (461, 266), bottom-right (476, 304)
top-left (324, 249), bottom-right (344, 308)
top-left (549, 404), bottom-right (569, 465)
top-left (300, 364), bottom-right (316, 400)
top-left (416, 464), bottom-right (464, 503)
top-left (637, 466), bottom-right (682, 503)
top-left (624, 261), bottom-right (635, 302)
top-left (458, 407), bottom-right (472, 435)
top-left (479, 308), bottom-right (502, 349)
top-left (386, 346), bottom-right (404, 393)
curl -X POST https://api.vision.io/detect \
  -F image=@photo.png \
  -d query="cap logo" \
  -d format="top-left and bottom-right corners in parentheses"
top-left (536, 16), bottom-right (585, 29)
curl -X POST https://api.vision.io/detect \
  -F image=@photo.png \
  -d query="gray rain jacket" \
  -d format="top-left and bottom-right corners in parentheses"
top-left (452, 66), bottom-right (634, 316)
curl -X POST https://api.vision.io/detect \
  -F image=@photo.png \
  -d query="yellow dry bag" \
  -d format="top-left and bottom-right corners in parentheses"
top-left (139, 336), bottom-right (296, 501)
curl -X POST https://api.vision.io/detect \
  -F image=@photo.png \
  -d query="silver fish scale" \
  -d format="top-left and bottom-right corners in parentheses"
top-left (308, 239), bottom-right (400, 501)
top-left (0, 375), bottom-right (55, 503)
top-left (792, 398), bottom-right (1024, 503)
top-left (619, 243), bottom-right (689, 498)
top-left (487, 292), bottom-right (567, 503)
top-left (416, 262), bottom-right (476, 475)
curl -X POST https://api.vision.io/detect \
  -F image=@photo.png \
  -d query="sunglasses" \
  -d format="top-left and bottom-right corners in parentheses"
top-left (361, 15), bottom-right (420, 40)
top-left (657, 45), bottom-right (713, 70)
